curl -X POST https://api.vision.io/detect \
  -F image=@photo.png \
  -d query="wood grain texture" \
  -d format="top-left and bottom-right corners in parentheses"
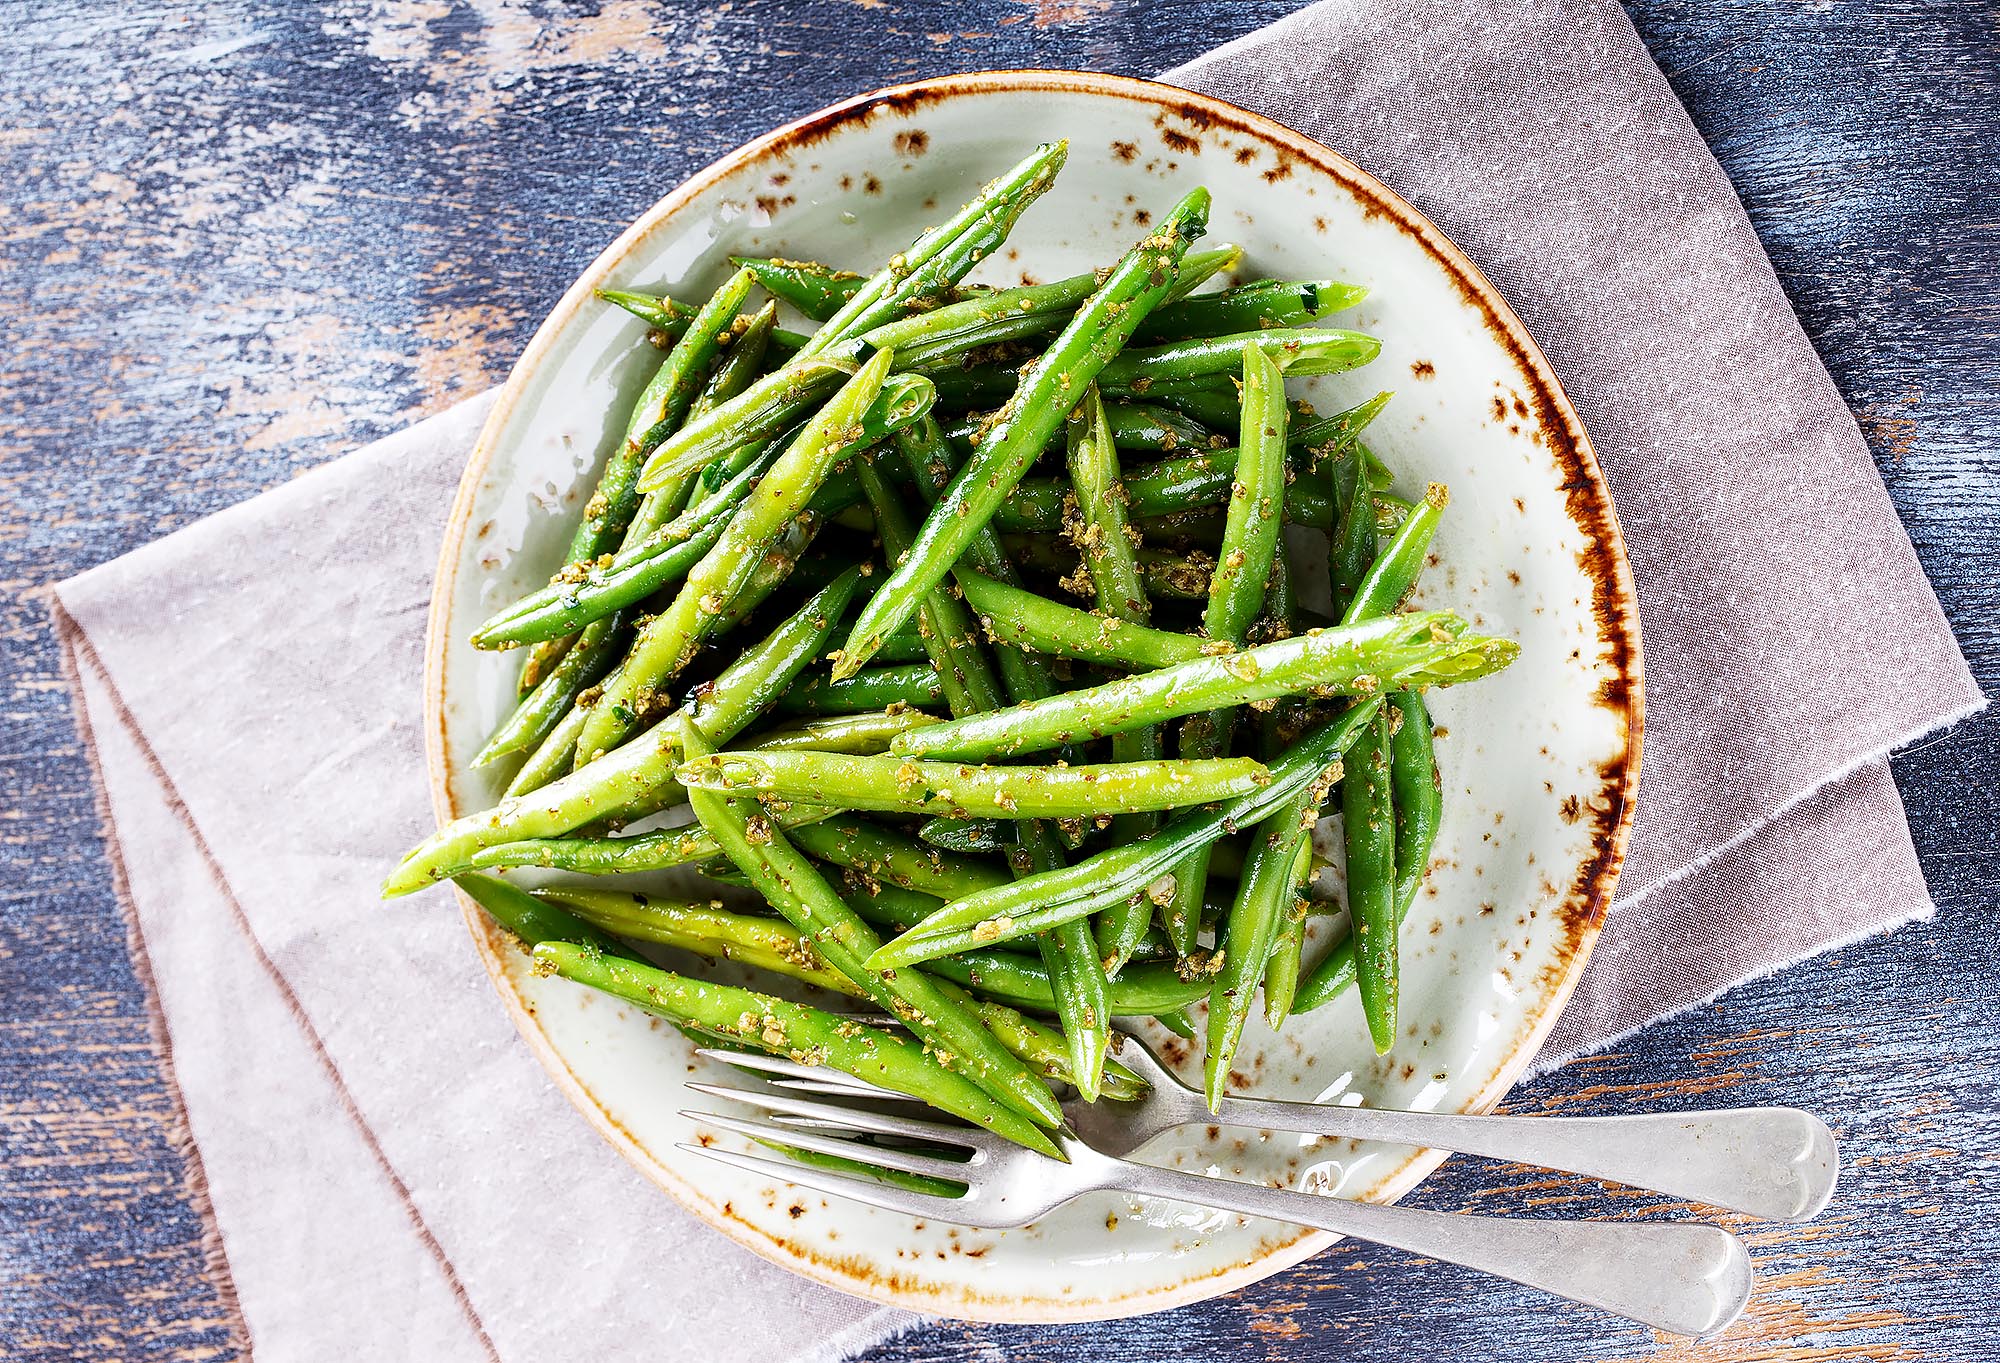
top-left (0, 2), bottom-right (1992, 1360)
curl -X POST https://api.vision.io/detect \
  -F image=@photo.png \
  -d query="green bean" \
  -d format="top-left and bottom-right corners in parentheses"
top-left (856, 450), bottom-right (1005, 720)
top-left (957, 570), bottom-right (1198, 670)
top-left (1096, 715), bottom-right (1165, 975)
top-left (518, 347), bottom-right (762, 689)
top-left (1298, 392), bottom-right (1396, 462)
top-left (1342, 705), bottom-right (1399, 1052)
top-left (986, 391), bottom-right (1389, 535)
top-left (835, 187), bottom-right (1212, 678)
top-left (919, 817), bottom-right (1009, 855)
top-left (774, 663), bottom-right (945, 715)
top-left (580, 353), bottom-right (902, 761)
top-left (1021, 836), bottom-right (1110, 1098)
top-left (888, 418), bottom-right (1110, 1094)
top-left (538, 886), bottom-right (1141, 1098)
top-left (501, 700), bottom-right (590, 799)
top-left (473, 613), bottom-right (626, 766)
top-left (676, 749), bottom-right (1272, 819)
top-left (596, 287), bottom-right (696, 337)
top-left (1285, 489), bottom-right (1451, 1020)
top-left (748, 235), bottom-right (1232, 369)
top-left (633, 318), bottom-right (936, 479)
top-left (533, 941), bottom-right (1059, 1153)
top-left (1329, 448), bottom-right (1378, 621)
top-left (591, 269), bottom-right (754, 555)
top-left (789, 814), bottom-right (1010, 900)
top-left (1062, 387), bottom-right (1151, 621)
top-left (840, 878), bottom-right (1212, 965)
top-left (551, 888), bottom-right (867, 996)
top-left (677, 718), bottom-right (1064, 1129)
top-left (1253, 555), bottom-right (1310, 1014)
top-left (1140, 377), bottom-right (1242, 430)
top-left (1148, 407), bottom-right (1235, 458)
top-left (484, 454), bottom-right (867, 659)
top-left (952, 401), bottom-right (1216, 457)
top-left (1341, 482), bottom-right (1447, 624)
top-left (630, 300), bottom-right (784, 535)
top-left (1258, 837), bottom-right (1315, 1026)
top-left (1170, 243), bottom-right (1243, 295)
top-left (732, 256), bottom-right (864, 321)
top-left (684, 567), bottom-right (867, 741)
top-left (704, 301), bottom-right (782, 405)
top-left (1387, 691), bottom-right (1443, 921)
top-left (453, 872), bottom-right (625, 954)
top-left (738, 710), bottom-right (941, 755)
top-left (936, 943), bottom-right (1207, 1017)
top-left (755, 1136), bottom-right (967, 1198)
top-left (511, 631), bottom-right (573, 695)
top-left (472, 451), bottom-right (779, 650)
top-left (1164, 341), bottom-right (1289, 957)
top-left (598, 287), bottom-right (809, 355)
top-left (1256, 545), bottom-right (1298, 693)
top-left (509, 272), bottom-right (755, 696)
top-left (846, 886), bottom-right (1210, 1015)
top-left (1098, 328), bottom-right (1379, 394)
top-left (1106, 401), bottom-right (1221, 453)
top-left (864, 273), bottom-right (1103, 372)
top-left (892, 421), bottom-right (1079, 770)
top-left (503, 527), bottom-right (831, 801)
top-left (924, 364), bottom-right (1027, 411)
top-left (463, 805), bottom-right (835, 876)
top-left (865, 701), bottom-right (1382, 966)
top-left (387, 573), bottom-right (863, 896)
top-left (1062, 387), bottom-right (1164, 973)
top-left (952, 996), bottom-right (1144, 1100)
top-left (869, 629), bottom-right (932, 665)
top-left (1135, 278), bottom-right (1368, 342)
top-left (804, 143), bottom-right (1067, 355)
top-left (870, 248), bottom-right (1246, 378)
top-left (1203, 763), bottom-right (1335, 1108)
top-left (1203, 344), bottom-right (1289, 640)
top-left (1280, 392), bottom-right (1398, 543)
top-left (1292, 691), bottom-right (1439, 1017)
top-left (893, 610), bottom-right (1514, 762)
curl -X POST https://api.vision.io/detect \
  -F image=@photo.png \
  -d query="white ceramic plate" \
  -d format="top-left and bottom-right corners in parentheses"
top-left (424, 71), bottom-right (1642, 1322)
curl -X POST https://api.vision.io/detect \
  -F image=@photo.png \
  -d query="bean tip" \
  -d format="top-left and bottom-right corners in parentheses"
top-left (379, 865), bottom-right (427, 899)
top-left (860, 944), bottom-right (905, 971)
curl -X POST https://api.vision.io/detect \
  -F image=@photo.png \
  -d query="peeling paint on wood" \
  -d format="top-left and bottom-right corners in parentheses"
top-left (1, 2), bottom-right (1994, 1361)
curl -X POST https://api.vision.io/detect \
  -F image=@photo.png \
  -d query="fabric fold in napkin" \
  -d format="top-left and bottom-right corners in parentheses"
top-left (51, 0), bottom-right (1982, 1359)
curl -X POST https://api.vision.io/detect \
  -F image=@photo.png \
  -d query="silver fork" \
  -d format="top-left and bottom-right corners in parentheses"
top-left (681, 1054), bottom-right (1756, 1337)
top-left (779, 1024), bottom-right (1838, 1221)
top-left (1068, 1037), bottom-right (1838, 1222)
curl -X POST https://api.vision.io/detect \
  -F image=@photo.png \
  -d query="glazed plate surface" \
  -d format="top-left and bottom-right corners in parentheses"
top-left (424, 71), bottom-right (1642, 1321)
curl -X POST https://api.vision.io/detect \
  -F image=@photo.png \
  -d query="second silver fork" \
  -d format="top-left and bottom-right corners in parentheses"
top-left (1069, 1036), bottom-right (1837, 1222)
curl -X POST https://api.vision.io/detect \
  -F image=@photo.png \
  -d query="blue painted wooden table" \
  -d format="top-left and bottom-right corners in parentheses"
top-left (2, 3), bottom-right (1993, 1359)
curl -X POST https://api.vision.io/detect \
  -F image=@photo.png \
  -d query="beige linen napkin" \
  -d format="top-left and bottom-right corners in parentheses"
top-left (51, 0), bottom-right (1982, 1358)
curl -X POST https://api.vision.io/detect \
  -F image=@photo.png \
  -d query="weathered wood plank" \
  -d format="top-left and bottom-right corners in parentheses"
top-left (0, 2), bottom-right (1992, 1360)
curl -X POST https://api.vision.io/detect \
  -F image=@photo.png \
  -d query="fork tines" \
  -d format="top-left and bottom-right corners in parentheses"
top-left (679, 1065), bottom-right (987, 1215)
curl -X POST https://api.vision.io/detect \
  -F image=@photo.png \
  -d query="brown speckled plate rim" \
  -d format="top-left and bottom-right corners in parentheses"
top-left (422, 69), bottom-right (1644, 1323)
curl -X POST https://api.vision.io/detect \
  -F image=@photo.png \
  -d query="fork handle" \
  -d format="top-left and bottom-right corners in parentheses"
top-left (1206, 1099), bottom-right (1838, 1222)
top-left (1104, 1159), bottom-right (1752, 1336)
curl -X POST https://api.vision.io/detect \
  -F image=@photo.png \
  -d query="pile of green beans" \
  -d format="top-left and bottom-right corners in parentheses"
top-left (389, 141), bottom-right (1519, 1133)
